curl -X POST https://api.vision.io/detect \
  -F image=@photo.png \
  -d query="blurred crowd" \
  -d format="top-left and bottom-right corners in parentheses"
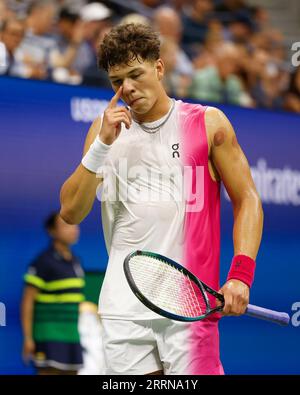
top-left (0, 0), bottom-right (300, 113)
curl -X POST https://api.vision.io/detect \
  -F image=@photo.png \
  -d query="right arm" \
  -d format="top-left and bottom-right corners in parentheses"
top-left (60, 86), bottom-right (131, 225)
top-left (60, 117), bottom-right (103, 224)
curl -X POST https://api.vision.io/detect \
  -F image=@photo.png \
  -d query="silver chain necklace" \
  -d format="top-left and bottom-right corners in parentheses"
top-left (133, 99), bottom-right (175, 134)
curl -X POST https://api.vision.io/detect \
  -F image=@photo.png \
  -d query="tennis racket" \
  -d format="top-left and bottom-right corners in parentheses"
top-left (123, 250), bottom-right (290, 326)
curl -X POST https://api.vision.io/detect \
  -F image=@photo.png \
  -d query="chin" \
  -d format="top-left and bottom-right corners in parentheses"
top-left (135, 101), bottom-right (152, 114)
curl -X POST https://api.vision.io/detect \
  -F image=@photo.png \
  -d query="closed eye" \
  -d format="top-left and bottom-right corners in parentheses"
top-left (112, 80), bottom-right (122, 86)
top-left (131, 73), bottom-right (143, 79)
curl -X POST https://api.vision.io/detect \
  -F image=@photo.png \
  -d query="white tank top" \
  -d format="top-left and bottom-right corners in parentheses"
top-left (98, 100), bottom-right (185, 320)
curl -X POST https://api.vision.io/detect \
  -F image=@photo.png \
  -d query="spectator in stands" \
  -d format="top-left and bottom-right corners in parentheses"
top-left (0, 18), bottom-right (25, 75)
top-left (0, 0), bottom-right (299, 114)
top-left (153, 6), bottom-right (194, 77)
top-left (13, 0), bottom-right (57, 79)
top-left (251, 6), bottom-right (270, 33)
top-left (215, 0), bottom-right (253, 24)
top-left (160, 37), bottom-right (191, 97)
top-left (171, 0), bottom-right (191, 14)
top-left (246, 48), bottom-right (288, 110)
top-left (0, 0), bottom-right (16, 24)
top-left (50, 8), bottom-right (90, 84)
top-left (80, 2), bottom-right (112, 44)
top-left (21, 212), bottom-right (84, 375)
top-left (224, 14), bottom-right (255, 45)
top-left (189, 42), bottom-right (253, 106)
top-left (181, 0), bottom-right (214, 59)
top-left (79, 2), bottom-right (112, 87)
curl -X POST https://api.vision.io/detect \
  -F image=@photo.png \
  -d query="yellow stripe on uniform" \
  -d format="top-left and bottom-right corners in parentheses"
top-left (24, 275), bottom-right (85, 291)
top-left (35, 293), bottom-right (85, 303)
top-left (24, 274), bottom-right (46, 289)
top-left (43, 278), bottom-right (85, 291)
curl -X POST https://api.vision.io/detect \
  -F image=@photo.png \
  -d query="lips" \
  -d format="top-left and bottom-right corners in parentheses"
top-left (130, 98), bottom-right (142, 106)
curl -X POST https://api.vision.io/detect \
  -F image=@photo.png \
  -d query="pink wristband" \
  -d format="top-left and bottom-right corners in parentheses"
top-left (227, 255), bottom-right (256, 288)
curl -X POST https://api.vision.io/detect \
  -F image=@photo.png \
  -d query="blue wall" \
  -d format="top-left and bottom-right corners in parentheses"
top-left (0, 76), bottom-right (299, 374)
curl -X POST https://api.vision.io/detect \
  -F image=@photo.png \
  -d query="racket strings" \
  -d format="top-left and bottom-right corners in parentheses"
top-left (128, 255), bottom-right (207, 318)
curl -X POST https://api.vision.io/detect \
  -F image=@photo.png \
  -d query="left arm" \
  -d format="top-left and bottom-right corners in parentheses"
top-left (205, 107), bottom-right (264, 316)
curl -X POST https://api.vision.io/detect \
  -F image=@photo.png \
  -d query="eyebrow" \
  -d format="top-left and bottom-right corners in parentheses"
top-left (109, 67), bottom-right (144, 80)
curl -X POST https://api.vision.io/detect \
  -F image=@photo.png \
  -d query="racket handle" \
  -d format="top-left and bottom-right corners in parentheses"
top-left (245, 304), bottom-right (290, 326)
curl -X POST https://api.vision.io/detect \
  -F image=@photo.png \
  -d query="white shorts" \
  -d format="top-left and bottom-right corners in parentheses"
top-left (101, 318), bottom-right (190, 375)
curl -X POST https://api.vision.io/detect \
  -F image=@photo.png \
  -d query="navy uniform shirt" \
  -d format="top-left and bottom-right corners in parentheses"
top-left (24, 245), bottom-right (85, 343)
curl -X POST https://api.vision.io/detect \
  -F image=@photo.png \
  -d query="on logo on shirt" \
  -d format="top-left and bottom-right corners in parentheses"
top-left (172, 143), bottom-right (180, 158)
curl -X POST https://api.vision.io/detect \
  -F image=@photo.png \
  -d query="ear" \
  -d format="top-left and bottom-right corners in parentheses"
top-left (156, 59), bottom-right (164, 81)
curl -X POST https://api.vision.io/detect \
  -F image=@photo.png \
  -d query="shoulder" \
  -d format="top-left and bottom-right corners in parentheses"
top-left (204, 106), bottom-right (229, 125)
top-left (203, 106), bottom-right (236, 155)
top-left (29, 247), bottom-right (51, 266)
top-left (178, 100), bottom-right (207, 116)
top-left (205, 106), bottom-right (234, 141)
top-left (25, 247), bottom-right (53, 279)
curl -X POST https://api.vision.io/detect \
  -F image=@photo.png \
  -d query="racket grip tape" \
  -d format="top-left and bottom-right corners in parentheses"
top-left (245, 304), bottom-right (290, 326)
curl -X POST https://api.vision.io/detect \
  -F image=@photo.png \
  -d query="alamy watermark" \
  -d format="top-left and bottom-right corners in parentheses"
top-left (0, 302), bottom-right (6, 327)
top-left (291, 302), bottom-right (300, 327)
top-left (95, 160), bottom-right (205, 213)
top-left (291, 42), bottom-right (300, 67)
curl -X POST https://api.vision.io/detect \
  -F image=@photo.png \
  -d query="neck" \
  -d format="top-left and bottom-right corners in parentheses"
top-left (53, 240), bottom-right (72, 260)
top-left (132, 89), bottom-right (172, 123)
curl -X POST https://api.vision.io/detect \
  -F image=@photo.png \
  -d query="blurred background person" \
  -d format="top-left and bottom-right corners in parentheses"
top-left (50, 8), bottom-right (87, 85)
top-left (181, 0), bottom-right (214, 59)
top-left (79, 2), bottom-right (112, 87)
top-left (0, 0), bottom-right (298, 112)
top-left (0, 0), bottom-right (16, 24)
top-left (0, 17), bottom-right (25, 75)
top-left (160, 37), bottom-right (191, 97)
top-left (245, 48), bottom-right (288, 110)
top-left (21, 212), bottom-right (85, 375)
top-left (13, 0), bottom-right (57, 80)
top-left (153, 6), bottom-right (194, 79)
top-left (214, 0), bottom-right (253, 25)
top-left (189, 42), bottom-right (253, 106)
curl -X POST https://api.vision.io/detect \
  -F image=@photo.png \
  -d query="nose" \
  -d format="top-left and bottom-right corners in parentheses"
top-left (122, 78), bottom-right (135, 95)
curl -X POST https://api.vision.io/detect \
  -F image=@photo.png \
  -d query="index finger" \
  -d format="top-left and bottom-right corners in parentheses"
top-left (108, 86), bottom-right (123, 108)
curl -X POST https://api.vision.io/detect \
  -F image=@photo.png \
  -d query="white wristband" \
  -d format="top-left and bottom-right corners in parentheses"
top-left (81, 135), bottom-right (111, 173)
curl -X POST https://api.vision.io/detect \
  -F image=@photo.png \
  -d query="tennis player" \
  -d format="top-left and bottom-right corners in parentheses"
top-left (60, 24), bottom-right (263, 375)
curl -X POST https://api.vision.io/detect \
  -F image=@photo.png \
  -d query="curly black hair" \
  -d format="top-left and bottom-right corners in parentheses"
top-left (98, 23), bottom-right (160, 71)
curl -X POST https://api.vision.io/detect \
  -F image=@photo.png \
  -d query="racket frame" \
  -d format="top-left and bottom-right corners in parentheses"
top-left (124, 250), bottom-right (225, 322)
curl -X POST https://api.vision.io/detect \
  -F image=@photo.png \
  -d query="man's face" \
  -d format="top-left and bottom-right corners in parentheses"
top-left (2, 20), bottom-right (24, 52)
top-left (58, 19), bottom-right (75, 39)
top-left (108, 58), bottom-right (164, 115)
top-left (33, 5), bottom-right (56, 35)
